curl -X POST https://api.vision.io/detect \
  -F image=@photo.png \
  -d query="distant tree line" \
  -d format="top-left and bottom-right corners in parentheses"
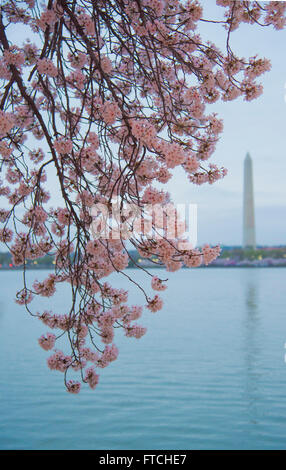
top-left (1, 247), bottom-right (285, 269)
top-left (220, 247), bottom-right (286, 261)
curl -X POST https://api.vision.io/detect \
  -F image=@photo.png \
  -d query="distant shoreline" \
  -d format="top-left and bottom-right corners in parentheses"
top-left (0, 264), bottom-right (286, 271)
top-left (1, 247), bottom-right (286, 270)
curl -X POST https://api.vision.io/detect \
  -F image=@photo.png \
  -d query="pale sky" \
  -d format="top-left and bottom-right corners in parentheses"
top-left (167, 1), bottom-right (286, 246)
top-left (4, 1), bottom-right (286, 247)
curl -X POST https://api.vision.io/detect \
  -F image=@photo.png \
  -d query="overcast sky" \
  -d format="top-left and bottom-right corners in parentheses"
top-left (167, 1), bottom-right (286, 246)
top-left (5, 2), bottom-right (286, 248)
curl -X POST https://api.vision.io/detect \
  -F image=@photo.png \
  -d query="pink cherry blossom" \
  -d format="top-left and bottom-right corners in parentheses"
top-left (0, 0), bottom-right (283, 393)
top-left (151, 276), bottom-right (167, 291)
top-left (38, 333), bottom-right (56, 351)
top-left (66, 380), bottom-right (81, 394)
top-left (84, 367), bottom-right (99, 389)
top-left (146, 295), bottom-right (164, 313)
top-left (37, 58), bottom-right (58, 77)
top-left (0, 110), bottom-right (15, 137)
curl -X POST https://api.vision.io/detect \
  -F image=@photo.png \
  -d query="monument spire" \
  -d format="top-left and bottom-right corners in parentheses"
top-left (243, 152), bottom-right (256, 249)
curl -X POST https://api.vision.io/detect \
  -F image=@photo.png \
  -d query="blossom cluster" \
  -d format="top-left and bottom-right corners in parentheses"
top-left (0, 0), bottom-right (284, 392)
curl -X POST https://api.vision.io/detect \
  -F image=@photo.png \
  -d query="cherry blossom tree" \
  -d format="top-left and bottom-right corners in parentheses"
top-left (0, 0), bottom-right (285, 393)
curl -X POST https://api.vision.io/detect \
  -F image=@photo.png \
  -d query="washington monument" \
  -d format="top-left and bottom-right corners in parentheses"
top-left (243, 153), bottom-right (256, 249)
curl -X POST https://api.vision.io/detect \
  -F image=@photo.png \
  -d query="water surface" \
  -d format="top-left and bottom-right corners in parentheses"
top-left (0, 268), bottom-right (285, 449)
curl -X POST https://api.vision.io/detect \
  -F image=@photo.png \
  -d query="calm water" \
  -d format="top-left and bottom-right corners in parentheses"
top-left (0, 268), bottom-right (285, 450)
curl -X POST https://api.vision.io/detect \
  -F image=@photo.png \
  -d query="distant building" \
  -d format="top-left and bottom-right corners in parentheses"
top-left (243, 153), bottom-right (256, 249)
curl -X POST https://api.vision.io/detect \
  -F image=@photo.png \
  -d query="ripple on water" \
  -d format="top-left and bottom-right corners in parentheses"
top-left (0, 268), bottom-right (286, 449)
